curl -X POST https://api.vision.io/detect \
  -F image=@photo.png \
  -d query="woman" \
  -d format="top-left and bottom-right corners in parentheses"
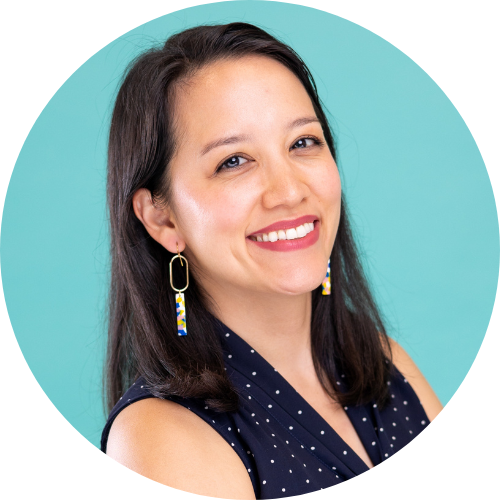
top-left (101, 22), bottom-right (442, 499)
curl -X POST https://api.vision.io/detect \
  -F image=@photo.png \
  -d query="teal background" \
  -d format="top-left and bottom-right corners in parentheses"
top-left (1, 1), bottom-right (498, 448)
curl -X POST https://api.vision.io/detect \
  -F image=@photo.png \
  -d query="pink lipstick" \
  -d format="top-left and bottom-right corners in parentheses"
top-left (247, 215), bottom-right (320, 252)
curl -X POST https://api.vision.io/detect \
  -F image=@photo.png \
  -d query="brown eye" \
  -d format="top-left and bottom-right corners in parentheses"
top-left (226, 156), bottom-right (245, 168)
top-left (291, 136), bottom-right (322, 150)
top-left (216, 155), bottom-right (249, 173)
top-left (294, 138), bottom-right (313, 148)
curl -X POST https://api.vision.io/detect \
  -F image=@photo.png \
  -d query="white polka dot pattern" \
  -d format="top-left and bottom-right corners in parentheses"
top-left (102, 322), bottom-right (431, 499)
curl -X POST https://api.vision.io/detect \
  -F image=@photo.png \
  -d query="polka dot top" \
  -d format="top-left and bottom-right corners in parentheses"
top-left (101, 321), bottom-right (430, 498)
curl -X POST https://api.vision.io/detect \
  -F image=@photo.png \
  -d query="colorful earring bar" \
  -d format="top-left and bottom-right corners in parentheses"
top-left (322, 259), bottom-right (331, 295)
top-left (176, 292), bottom-right (187, 336)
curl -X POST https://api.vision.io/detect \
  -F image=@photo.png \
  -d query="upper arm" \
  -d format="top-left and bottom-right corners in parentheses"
top-left (106, 398), bottom-right (256, 500)
top-left (388, 338), bottom-right (444, 421)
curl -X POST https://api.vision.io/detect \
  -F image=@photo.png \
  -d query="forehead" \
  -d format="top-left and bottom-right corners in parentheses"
top-left (171, 55), bottom-right (317, 146)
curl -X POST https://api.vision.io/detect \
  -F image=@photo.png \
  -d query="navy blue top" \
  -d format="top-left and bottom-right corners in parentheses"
top-left (102, 321), bottom-right (430, 498)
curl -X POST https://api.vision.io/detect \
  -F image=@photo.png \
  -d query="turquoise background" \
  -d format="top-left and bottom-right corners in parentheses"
top-left (1, 1), bottom-right (498, 448)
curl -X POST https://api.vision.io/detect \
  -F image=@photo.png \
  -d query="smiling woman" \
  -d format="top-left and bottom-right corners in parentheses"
top-left (101, 23), bottom-right (442, 499)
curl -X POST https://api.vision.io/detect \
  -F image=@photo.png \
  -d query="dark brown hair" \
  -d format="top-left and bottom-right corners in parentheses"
top-left (105, 22), bottom-right (393, 414)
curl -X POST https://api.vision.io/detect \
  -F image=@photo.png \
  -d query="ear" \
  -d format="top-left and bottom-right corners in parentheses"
top-left (132, 188), bottom-right (185, 253)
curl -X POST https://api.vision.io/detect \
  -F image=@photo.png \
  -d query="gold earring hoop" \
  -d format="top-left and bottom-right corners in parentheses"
top-left (176, 242), bottom-right (183, 266)
top-left (170, 244), bottom-right (189, 336)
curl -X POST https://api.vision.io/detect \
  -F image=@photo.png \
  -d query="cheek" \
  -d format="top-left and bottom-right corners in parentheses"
top-left (172, 176), bottom-right (255, 251)
top-left (315, 161), bottom-right (342, 210)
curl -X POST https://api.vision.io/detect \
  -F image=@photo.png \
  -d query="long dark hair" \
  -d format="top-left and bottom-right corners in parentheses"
top-left (105, 22), bottom-right (392, 414)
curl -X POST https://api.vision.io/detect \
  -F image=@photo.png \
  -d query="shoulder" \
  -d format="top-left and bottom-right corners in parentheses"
top-left (388, 338), bottom-right (443, 421)
top-left (106, 397), bottom-right (255, 499)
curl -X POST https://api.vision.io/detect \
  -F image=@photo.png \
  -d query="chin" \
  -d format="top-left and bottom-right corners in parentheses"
top-left (273, 267), bottom-right (326, 296)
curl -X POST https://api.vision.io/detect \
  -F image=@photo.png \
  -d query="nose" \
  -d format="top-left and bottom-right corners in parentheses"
top-left (261, 156), bottom-right (311, 210)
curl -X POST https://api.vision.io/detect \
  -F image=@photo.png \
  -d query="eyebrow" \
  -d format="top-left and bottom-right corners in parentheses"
top-left (199, 116), bottom-right (321, 156)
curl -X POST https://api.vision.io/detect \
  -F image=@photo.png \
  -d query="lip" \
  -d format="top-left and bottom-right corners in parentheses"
top-left (248, 215), bottom-right (318, 237)
top-left (247, 219), bottom-right (320, 252)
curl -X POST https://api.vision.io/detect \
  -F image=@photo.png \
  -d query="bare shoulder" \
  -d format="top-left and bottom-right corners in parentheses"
top-left (388, 338), bottom-right (444, 421)
top-left (106, 398), bottom-right (255, 499)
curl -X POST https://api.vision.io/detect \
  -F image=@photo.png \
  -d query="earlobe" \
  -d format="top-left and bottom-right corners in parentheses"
top-left (132, 188), bottom-right (185, 253)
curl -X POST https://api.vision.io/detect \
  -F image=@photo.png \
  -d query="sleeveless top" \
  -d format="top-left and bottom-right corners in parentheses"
top-left (101, 321), bottom-right (430, 498)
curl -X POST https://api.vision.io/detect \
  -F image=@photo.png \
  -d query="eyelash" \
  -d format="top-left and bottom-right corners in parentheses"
top-left (214, 135), bottom-right (325, 174)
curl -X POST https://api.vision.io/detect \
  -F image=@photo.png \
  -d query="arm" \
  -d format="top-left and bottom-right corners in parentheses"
top-left (389, 338), bottom-right (444, 421)
top-left (106, 398), bottom-right (256, 500)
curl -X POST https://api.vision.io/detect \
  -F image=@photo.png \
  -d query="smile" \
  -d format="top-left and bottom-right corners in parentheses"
top-left (247, 216), bottom-right (320, 252)
top-left (249, 222), bottom-right (315, 242)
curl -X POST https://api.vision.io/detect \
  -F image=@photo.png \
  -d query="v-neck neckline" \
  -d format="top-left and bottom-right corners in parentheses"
top-left (213, 318), bottom-right (382, 473)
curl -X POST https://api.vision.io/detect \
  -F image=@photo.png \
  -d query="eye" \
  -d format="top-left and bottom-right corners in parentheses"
top-left (216, 155), bottom-right (249, 173)
top-left (291, 136), bottom-right (323, 150)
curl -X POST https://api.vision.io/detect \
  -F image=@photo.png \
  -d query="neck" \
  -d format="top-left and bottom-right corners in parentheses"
top-left (204, 280), bottom-right (314, 377)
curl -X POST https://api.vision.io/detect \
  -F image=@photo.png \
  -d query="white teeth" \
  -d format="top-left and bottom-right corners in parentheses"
top-left (251, 220), bottom-right (317, 242)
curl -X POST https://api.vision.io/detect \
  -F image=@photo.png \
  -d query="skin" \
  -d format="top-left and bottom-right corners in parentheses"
top-left (107, 55), bottom-right (443, 498)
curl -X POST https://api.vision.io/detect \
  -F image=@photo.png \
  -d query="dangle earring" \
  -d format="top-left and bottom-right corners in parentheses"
top-left (322, 258), bottom-right (331, 295)
top-left (169, 243), bottom-right (189, 336)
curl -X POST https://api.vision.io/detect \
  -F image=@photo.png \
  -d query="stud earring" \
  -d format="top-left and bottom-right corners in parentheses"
top-left (169, 243), bottom-right (189, 336)
top-left (322, 258), bottom-right (331, 295)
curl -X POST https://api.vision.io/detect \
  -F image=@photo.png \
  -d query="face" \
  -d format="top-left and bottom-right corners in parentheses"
top-left (167, 55), bottom-right (341, 297)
